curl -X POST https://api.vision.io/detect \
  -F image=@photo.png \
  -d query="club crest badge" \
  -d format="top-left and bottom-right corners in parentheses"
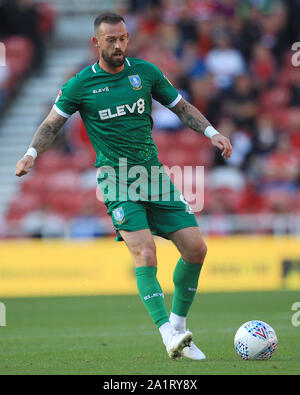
top-left (128, 75), bottom-right (142, 90)
top-left (113, 207), bottom-right (125, 224)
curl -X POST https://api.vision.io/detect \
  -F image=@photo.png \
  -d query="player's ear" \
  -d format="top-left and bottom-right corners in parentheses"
top-left (92, 36), bottom-right (100, 48)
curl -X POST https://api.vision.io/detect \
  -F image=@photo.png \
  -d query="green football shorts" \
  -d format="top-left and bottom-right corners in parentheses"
top-left (97, 157), bottom-right (198, 241)
top-left (107, 199), bottom-right (198, 241)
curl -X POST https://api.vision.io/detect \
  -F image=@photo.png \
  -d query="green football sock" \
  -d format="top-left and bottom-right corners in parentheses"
top-left (135, 266), bottom-right (169, 328)
top-left (171, 257), bottom-right (203, 317)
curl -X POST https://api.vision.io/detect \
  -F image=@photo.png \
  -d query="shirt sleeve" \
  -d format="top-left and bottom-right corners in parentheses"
top-left (150, 63), bottom-right (182, 108)
top-left (53, 75), bottom-right (81, 118)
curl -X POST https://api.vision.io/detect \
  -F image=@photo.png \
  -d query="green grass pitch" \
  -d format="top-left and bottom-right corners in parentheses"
top-left (0, 290), bottom-right (299, 375)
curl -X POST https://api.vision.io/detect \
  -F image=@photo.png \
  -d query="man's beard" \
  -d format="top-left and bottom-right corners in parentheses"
top-left (101, 49), bottom-right (126, 67)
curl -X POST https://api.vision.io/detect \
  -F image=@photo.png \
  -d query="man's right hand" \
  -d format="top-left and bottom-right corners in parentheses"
top-left (14, 108), bottom-right (68, 178)
top-left (15, 155), bottom-right (35, 177)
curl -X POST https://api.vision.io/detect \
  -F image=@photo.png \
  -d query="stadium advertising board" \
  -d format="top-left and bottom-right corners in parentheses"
top-left (0, 237), bottom-right (299, 297)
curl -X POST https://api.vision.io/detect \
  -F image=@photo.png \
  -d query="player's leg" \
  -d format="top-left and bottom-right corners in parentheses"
top-left (168, 226), bottom-right (207, 323)
top-left (119, 228), bottom-right (192, 359)
top-left (167, 226), bottom-right (207, 360)
top-left (120, 228), bottom-right (169, 329)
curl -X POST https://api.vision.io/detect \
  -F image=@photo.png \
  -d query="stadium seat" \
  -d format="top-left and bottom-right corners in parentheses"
top-left (4, 36), bottom-right (34, 83)
top-left (6, 193), bottom-right (41, 221)
top-left (83, 189), bottom-right (108, 216)
top-left (44, 191), bottom-right (83, 218)
top-left (45, 170), bottom-right (80, 193)
top-left (36, 3), bottom-right (56, 37)
top-left (259, 86), bottom-right (290, 113)
top-left (20, 173), bottom-right (47, 197)
top-left (152, 132), bottom-right (178, 150)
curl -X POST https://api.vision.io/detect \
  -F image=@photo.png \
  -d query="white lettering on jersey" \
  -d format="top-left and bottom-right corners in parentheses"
top-left (125, 103), bottom-right (136, 113)
top-left (93, 87), bottom-right (110, 94)
top-left (99, 98), bottom-right (145, 120)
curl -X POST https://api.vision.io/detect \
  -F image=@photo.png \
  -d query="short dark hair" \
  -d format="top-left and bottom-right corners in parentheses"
top-left (94, 12), bottom-right (125, 32)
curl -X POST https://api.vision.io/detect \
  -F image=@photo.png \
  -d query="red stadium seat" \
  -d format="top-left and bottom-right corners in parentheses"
top-left (21, 173), bottom-right (47, 197)
top-left (45, 170), bottom-right (80, 193)
top-left (155, 129), bottom-right (214, 167)
top-left (44, 191), bottom-right (84, 218)
top-left (152, 132), bottom-right (177, 150)
top-left (82, 189), bottom-right (108, 216)
top-left (67, 151), bottom-right (95, 172)
top-left (6, 193), bottom-right (41, 221)
top-left (174, 129), bottom-right (210, 149)
top-left (36, 3), bottom-right (56, 36)
top-left (259, 86), bottom-right (290, 113)
top-left (4, 36), bottom-right (34, 80)
top-left (35, 150), bottom-right (94, 174)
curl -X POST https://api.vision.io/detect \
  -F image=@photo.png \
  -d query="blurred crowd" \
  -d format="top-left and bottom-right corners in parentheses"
top-left (124, 0), bottom-right (300, 229)
top-left (1, 0), bottom-right (300, 238)
top-left (0, 0), bottom-right (55, 114)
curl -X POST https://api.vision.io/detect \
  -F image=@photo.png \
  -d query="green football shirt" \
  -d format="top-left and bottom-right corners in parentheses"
top-left (54, 57), bottom-right (182, 168)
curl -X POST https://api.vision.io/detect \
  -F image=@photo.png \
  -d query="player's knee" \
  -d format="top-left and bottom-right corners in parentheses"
top-left (135, 246), bottom-right (157, 267)
top-left (200, 240), bottom-right (208, 262)
top-left (186, 239), bottom-right (207, 265)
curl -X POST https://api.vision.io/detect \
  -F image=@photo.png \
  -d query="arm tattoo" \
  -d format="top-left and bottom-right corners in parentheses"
top-left (171, 98), bottom-right (211, 135)
top-left (29, 109), bottom-right (67, 155)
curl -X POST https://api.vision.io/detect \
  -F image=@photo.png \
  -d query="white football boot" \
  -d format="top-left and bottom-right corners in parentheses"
top-left (165, 329), bottom-right (193, 360)
top-left (169, 313), bottom-right (206, 361)
top-left (182, 340), bottom-right (206, 360)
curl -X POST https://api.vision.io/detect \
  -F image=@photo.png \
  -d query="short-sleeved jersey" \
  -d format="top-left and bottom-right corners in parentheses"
top-left (54, 57), bottom-right (182, 168)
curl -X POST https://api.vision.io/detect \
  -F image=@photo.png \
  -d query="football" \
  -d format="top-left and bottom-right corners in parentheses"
top-left (234, 320), bottom-right (278, 360)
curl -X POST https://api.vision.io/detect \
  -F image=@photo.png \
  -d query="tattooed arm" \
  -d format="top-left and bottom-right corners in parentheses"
top-left (171, 98), bottom-right (211, 133)
top-left (15, 108), bottom-right (68, 177)
top-left (171, 98), bottom-right (233, 159)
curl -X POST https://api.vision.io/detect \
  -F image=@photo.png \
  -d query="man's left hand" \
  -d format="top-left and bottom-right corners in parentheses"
top-left (211, 134), bottom-right (233, 160)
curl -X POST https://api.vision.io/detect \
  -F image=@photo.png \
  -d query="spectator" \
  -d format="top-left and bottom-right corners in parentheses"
top-left (289, 67), bottom-right (300, 107)
top-left (20, 206), bottom-right (66, 238)
top-left (0, 64), bottom-right (10, 112)
top-left (213, 117), bottom-right (253, 169)
top-left (286, 110), bottom-right (300, 153)
top-left (251, 116), bottom-right (279, 157)
top-left (215, 0), bottom-right (237, 18)
top-left (205, 29), bottom-right (246, 89)
top-left (237, 6), bottom-right (262, 61)
top-left (250, 43), bottom-right (276, 88)
top-left (152, 98), bottom-right (183, 132)
top-left (69, 204), bottom-right (112, 238)
top-left (259, 134), bottom-right (300, 195)
top-left (178, 40), bottom-right (206, 78)
top-left (161, 0), bottom-right (186, 24)
top-left (221, 73), bottom-right (258, 130)
top-left (0, 0), bottom-right (48, 69)
top-left (189, 74), bottom-right (218, 115)
top-left (195, 18), bottom-right (214, 57)
top-left (156, 21), bottom-right (180, 53)
top-left (258, 4), bottom-right (289, 63)
top-left (176, 7), bottom-right (198, 45)
top-left (138, 40), bottom-right (180, 82)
